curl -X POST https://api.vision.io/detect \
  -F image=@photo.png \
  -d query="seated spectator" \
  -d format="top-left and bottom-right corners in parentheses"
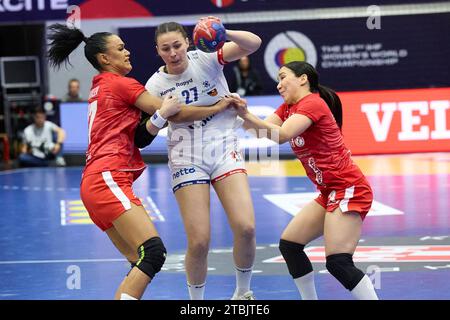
top-left (63, 78), bottom-right (84, 102)
top-left (19, 107), bottom-right (66, 167)
top-left (229, 56), bottom-right (262, 96)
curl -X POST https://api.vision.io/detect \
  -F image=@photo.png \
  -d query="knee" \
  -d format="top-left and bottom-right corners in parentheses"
top-left (325, 253), bottom-right (364, 290)
top-left (278, 239), bottom-right (312, 278)
top-left (188, 238), bottom-right (210, 258)
top-left (236, 223), bottom-right (255, 241)
top-left (134, 237), bottom-right (167, 279)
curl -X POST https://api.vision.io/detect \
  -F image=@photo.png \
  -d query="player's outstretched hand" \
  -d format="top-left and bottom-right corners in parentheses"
top-left (228, 94), bottom-right (249, 117)
top-left (160, 95), bottom-right (182, 118)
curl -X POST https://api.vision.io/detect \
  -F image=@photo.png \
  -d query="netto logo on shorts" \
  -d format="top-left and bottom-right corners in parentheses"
top-left (172, 167), bottom-right (196, 180)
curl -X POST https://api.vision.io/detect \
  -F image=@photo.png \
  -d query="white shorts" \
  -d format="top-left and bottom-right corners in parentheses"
top-left (168, 134), bottom-right (247, 192)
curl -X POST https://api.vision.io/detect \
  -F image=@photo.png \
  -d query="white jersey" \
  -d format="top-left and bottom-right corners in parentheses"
top-left (23, 121), bottom-right (58, 159)
top-left (145, 49), bottom-right (238, 145)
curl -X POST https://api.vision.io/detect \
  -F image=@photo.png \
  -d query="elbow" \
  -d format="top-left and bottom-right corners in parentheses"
top-left (272, 136), bottom-right (287, 145)
top-left (276, 133), bottom-right (290, 145)
top-left (248, 36), bottom-right (262, 54)
top-left (255, 36), bottom-right (262, 50)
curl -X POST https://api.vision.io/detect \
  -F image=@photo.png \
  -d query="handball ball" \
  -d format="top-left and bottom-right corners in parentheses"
top-left (193, 17), bottom-right (226, 53)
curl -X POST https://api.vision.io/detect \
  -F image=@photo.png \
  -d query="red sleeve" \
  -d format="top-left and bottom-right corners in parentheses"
top-left (293, 99), bottom-right (328, 123)
top-left (217, 48), bottom-right (228, 65)
top-left (110, 76), bottom-right (146, 106)
top-left (274, 103), bottom-right (287, 121)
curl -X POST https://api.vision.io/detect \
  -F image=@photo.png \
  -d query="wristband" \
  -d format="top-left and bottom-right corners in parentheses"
top-left (150, 110), bottom-right (167, 129)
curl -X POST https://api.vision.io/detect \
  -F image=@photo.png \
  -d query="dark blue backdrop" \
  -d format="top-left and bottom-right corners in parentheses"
top-left (119, 13), bottom-right (450, 94)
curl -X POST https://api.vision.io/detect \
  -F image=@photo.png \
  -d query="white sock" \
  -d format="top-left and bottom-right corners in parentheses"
top-left (187, 282), bottom-right (206, 300)
top-left (235, 265), bottom-right (253, 296)
top-left (351, 275), bottom-right (379, 300)
top-left (120, 293), bottom-right (138, 300)
top-left (293, 271), bottom-right (318, 300)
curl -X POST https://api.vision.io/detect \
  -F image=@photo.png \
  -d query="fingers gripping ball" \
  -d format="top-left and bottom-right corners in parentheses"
top-left (193, 17), bottom-right (226, 53)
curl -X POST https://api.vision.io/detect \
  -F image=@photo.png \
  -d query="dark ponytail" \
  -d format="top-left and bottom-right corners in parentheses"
top-left (47, 23), bottom-right (113, 71)
top-left (317, 85), bottom-right (343, 129)
top-left (283, 61), bottom-right (343, 129)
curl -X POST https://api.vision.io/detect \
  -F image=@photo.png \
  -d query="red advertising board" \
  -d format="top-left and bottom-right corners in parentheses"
top-left (340, 87), bottom-right (450, 155)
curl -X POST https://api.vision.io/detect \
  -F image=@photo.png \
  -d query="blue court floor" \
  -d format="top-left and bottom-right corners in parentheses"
top-left (0, 153), bottom-right (449, 300)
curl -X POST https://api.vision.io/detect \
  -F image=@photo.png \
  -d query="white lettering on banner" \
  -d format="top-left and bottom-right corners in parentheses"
top-left (431, 100), bottom-right (450, 139)
top-left (361, 103), bottom-right (396, 142)
top-left (0, 0), bottom-right (68, 12)
top-left (361, 100), bottom-right (450, 142)
top-left (398, 101), bottom-right (429, 141)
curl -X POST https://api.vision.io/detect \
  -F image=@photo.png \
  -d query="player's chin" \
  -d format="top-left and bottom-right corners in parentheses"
top-left (124, 63), bottom-right (133, 74)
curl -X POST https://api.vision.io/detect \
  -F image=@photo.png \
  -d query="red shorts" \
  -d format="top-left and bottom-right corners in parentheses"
top-left (80, 170), bottom-right (143, 231)
top-left (314, 178), bottom-right (373, 220)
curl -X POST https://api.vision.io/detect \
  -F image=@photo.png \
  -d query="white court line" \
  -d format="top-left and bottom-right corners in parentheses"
top-left (0, 168), bottom-right (34, 176)
top-left (60, 200), bottom-right (66, 226)
top-left (146, 196), bottom-right (165, 222)
top-left (0, 258), bottom-right (127, 265)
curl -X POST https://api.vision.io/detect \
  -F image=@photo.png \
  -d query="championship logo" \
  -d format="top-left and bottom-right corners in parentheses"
top-left (264, 31), bottom-right (317, 82)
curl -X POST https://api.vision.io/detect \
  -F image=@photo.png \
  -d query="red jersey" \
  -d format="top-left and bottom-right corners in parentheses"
top-left (83, 72), bottom-right (146, 177)
top-left (275, 93), bottom-right (364, 191)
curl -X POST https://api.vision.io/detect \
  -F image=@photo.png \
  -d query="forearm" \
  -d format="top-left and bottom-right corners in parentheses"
top-left (145, 117), bottom-right (163, 136)
top-left (226, 30), bottom-right (262, 53)
top-left (20, 144), bottom-right (28, 154)
top-left (56, 130), bottom-right (65, 144)
top-left (242, 113), bottom-right (288, 144)
top-left (168, 105), bottom-right (222, 123)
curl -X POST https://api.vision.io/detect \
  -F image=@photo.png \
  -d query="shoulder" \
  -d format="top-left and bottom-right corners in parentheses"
top-left (146, 70), bottom-right (164, 85)
top-left (113, 75), bottom-right (142, 87)
top-left (44, 121), bottom-right (58, 130)
top-left (110, 75), bottom-right (145, 96)
top-left (24, 125), bottom-right (33, 134)
top-left (274, 102), bottom-right (288, 119)
top-left (298, 94), bottom-right (327, 110)
top-left (189, 50), bottom-right (217, 68)
top-left (291, 94), bottom-right (328, 122)
top-left (145, 71), bottom-right (166, 93)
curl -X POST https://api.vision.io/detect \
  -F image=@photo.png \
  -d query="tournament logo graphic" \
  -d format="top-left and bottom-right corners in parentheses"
top-left (264, 31), bottom-right (317, 82)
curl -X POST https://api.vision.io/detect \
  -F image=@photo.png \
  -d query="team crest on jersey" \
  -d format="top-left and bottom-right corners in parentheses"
top-left (203, 80), bottom-right (210, 88)
top-left (293, 136), bottom-right (305, 147)
top-left (207, 88), bottom-right (218, 96)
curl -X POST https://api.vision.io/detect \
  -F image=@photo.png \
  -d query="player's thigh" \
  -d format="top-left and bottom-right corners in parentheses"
top-left (112, 202), bottom-right (160, 250)
top-left (324, 208), bottom-right (362, 256)
top-left (213, 172), bottom-right (255, 233)
top-left (105, 226), bottom-right (139, 263)
top-left (174, 183), bottom-right (211, 243)
top-left (281, 200), bottom-right (326, 245)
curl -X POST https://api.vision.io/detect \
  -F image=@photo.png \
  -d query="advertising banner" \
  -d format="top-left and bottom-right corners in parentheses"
top-left (59, 88), bottom-right (450, 157)
top-left (341, 87), bottom-right (450, 155)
